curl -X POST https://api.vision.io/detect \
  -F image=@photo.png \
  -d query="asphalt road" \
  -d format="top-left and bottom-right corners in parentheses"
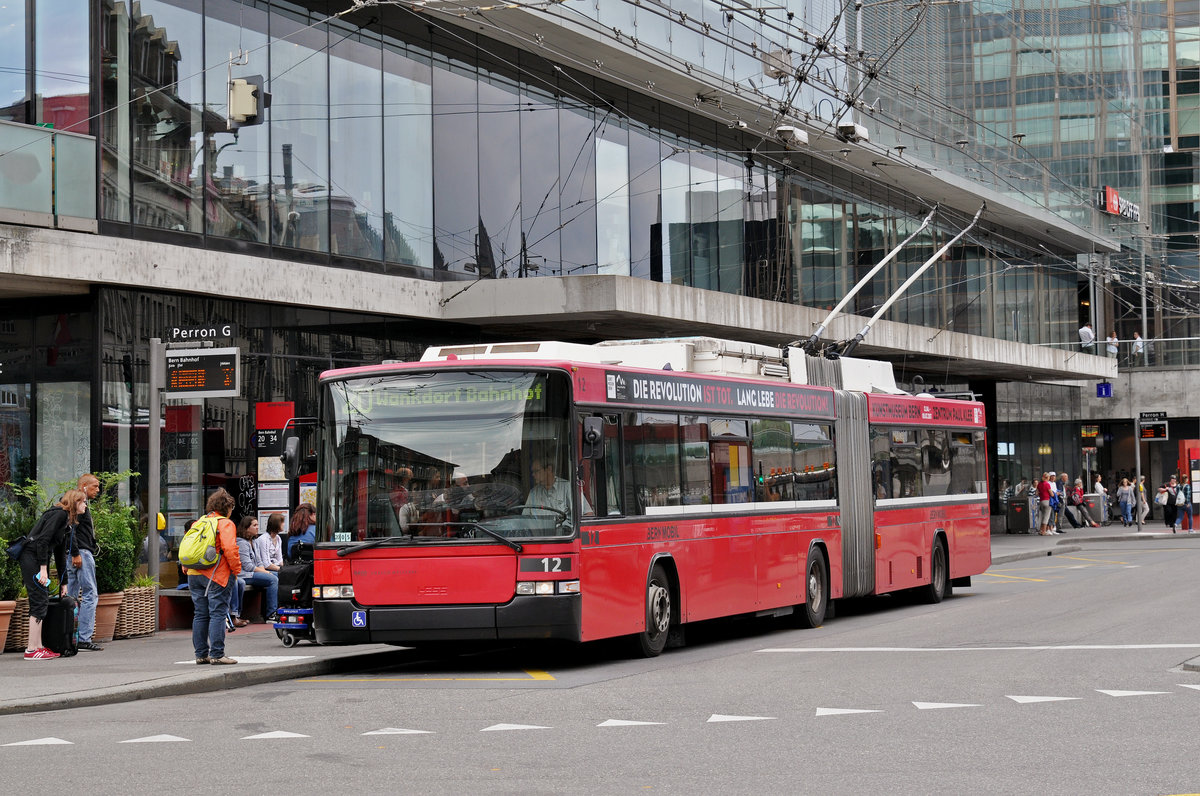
top-left (3, 542), bottom-right (1199, 795)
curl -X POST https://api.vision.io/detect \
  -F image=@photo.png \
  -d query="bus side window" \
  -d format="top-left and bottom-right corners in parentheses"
top-left (578, 413), bottom-right (625, 516)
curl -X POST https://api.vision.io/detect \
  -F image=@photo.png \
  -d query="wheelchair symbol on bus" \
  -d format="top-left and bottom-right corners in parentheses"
top-left (351, 610), bottom-right (367, 628)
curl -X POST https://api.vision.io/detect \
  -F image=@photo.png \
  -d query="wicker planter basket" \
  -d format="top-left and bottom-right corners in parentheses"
top-left (4, 597), bottom-right (29, 652)
top-left (114, 585), bottom-right (157, 639)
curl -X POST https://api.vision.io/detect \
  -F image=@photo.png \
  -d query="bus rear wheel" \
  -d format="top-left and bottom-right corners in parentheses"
top-left (635, 564), bottom-right (672, 657)
top-left (919, 539), bottom-right (949, 604)
top-left (797, 549), bottom-right (828, 628)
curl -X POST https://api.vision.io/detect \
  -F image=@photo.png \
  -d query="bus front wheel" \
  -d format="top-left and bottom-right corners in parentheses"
top-left (798, 549), bottom-right (828, 628)
top-left (635, 564), bottom-right (672, 657)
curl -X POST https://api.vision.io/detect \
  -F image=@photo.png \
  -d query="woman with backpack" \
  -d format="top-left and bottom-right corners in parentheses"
top-left (1175, 475), bottom-right (1192, 532)
top-left (17, 490), bottom-right (86, 660)
top-left (1157, 475), bottom-right (1180, 530)
top-left (1036, 472), bottom-right (1055, 536)
top-left (183, 488), bottom-right (241, 665)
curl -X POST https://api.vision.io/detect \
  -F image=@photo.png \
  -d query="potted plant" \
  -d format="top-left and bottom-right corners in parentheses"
top-left (89, 471), bottom-right (139, 643)
top-left (114, 573), bottom-right (159, 639)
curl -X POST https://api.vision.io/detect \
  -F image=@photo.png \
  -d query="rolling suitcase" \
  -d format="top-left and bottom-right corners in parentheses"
top-left (43, 594), bottom-right (79, 657)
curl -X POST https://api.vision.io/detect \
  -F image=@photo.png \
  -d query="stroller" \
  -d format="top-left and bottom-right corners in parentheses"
top-left (274, 544), bottom-right (316, 647)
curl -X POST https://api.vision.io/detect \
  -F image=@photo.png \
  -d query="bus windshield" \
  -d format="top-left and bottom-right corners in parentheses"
top-left (320, 369), bottom-right (575, 543)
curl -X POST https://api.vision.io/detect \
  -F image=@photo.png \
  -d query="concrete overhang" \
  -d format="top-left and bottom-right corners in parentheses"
top-left (429, 7), bottom-right (1119, 256)
top-left (437, 274), bottom-right (1118, 383)
top-left (0, 226), bottom-right (1115, 384)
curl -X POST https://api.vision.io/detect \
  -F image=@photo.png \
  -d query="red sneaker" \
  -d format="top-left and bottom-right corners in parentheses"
top-left (24, 647), bottom-right (60, 661)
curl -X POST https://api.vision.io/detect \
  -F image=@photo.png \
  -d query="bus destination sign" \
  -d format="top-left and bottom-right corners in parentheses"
top-left (603, 370), bottom-right (835, 419)
top-left (165, 347), bottom-right (240, 398)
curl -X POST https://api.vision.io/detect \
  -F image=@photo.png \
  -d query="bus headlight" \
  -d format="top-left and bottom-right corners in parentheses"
top-left (516, 580), bottom-right (579, 596)
top-left (318, 585), bottom-right (355, 599)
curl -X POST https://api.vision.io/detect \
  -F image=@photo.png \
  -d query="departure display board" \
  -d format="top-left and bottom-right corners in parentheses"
top-left (165, 347), bottom-right (240, 398)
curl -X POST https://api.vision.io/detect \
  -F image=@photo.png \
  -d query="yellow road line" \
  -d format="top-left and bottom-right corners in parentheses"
top-left (298, 669), bottom-right (556, 683)
top-left (978, 572), bottom-right (1047, 582)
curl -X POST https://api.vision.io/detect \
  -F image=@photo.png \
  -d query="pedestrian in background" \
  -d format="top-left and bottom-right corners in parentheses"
top-left (1078, 322), bottom-right (1095, 351)
top-left (1132, 331), bottom-right (1145, 364)
top-left (1092, 472), bottom-right (1109, 523)
top-left (1157, 475), bottom-right (1180, 530)
top-left (1057, 472), bottom-right (1079, 531)
top-left (185, 488), bottom-right (241, 665)
top-left (1138, 475), bottom-right (1150, 525)
top-left (1116, 477), bottom-right (1134, 526)
top-left (287, 502), bottom-right (317, 559)
top-left (236, 515), bottom-right (279, 622)
top-left (1072, 478), bottom-right (1100, 527)
top-left (64, 473), bottom-right (104, 652)
top-left (1105, 330), bottom-right (1118, 358)
top-left (18, 490), bottom-right (86, 660)
top-left (1176, 475), bottom-right (1192, 533)
top-left (1036, 473), bottom-right (1054, 536)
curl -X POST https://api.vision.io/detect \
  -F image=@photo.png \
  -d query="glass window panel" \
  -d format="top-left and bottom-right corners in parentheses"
top-left (559, 101), bottom-right (597, 275)
top-left (36, 381), bottom-right (91, 487)
top-left (793, 422), bottom-right (836, 500)
top-left (271, 9), bottom-right (329, 252)
top-left (0, 5), bottom-right (25, 123)
top-left (205, 0), bottom-right (270, 243)
top-left (129, 0), bottom-right (204, 233)
top-left (432, 61), bottom-right (478, 273)
top-left (661, 148), bottom-right (690, 285)
top-left (711, 440), bottom-right (751, 504)
top-left (624, 412), bottom-right (681, 510)
top-left (383, 43), bottom-right (432, 269)
top-left (751, 418), bottom-right (791, 501)
top-left (628, 126), bottom-right (661, 281)
top-left (478, 73), bottom-right (522, 278)
top-left (716, 155), bottom-right (744, 294)
top-left (680, 415), bottom-right (710, 505)
top-left (330, 26), bottom-right (383, 261)
top-left (596, 130), bottom-right (630, 275)
top-left (35, 0), bottom-right (88, 132)
top-left (520, 81), bottom-right (560, 278)
top-left (101, 1), bottom-right (132, 222)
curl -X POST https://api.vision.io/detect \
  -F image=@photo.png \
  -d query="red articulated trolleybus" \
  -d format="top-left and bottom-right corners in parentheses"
top-left (297, 337), bottom-right (990, 656)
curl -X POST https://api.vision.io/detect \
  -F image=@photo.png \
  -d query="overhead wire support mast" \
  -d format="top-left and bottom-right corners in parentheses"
top-left (800, 204), bottom-right (938, 356)
top-left (840, 203), bottom-right (985, 356)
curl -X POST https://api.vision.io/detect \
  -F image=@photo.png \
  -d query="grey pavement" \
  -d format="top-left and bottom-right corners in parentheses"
top-left (3, 520), bottom-right (1199, 716)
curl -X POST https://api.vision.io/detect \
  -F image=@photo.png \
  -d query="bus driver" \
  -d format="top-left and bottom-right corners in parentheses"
top-left (525, 456), bottom-right (592, 518)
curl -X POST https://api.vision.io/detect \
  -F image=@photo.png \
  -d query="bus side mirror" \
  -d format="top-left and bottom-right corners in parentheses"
top-left (281, 436), bottom-right (301, 480)
top-left (581, 417), bottom-right (604, 460)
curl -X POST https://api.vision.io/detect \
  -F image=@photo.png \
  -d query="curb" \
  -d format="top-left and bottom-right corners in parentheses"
top-left (0, 647), bottom-right (409, 717)
top-left (990, 531), bottom-right (1200, 565)
top-left (992, 545), bottom-right (1083, 564)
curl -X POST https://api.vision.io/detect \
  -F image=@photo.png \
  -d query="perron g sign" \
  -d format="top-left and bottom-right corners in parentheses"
top-left (165, 347), bottom-right (241, 398)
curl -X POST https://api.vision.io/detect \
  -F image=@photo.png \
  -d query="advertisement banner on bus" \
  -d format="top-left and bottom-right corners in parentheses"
top-left (601, 370), bottom-right (835, 419)
top-left (867, 395), bottom-right (985, 427)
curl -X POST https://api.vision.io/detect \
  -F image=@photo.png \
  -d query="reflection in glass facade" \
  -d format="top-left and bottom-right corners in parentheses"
top-left (89, 0), bottom-right (1098, 344)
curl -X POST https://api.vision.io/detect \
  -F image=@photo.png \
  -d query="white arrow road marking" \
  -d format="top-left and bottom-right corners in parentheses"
top-left (913, 702), bottom-right (982, 710)
top-left (481, 724), bottom-right (550, 732)
top-left (242, 731), bottom-right (311, 739)
top-left (1095, 689), bottom-right (1169, 697)
top-left (2, 737), bottom-right (72, 746)
top-left (362, 728), bottom-right (433, 735)
top-left (815, 708), bottom-right (883, 716)
top-left (1179, 684), bottom-right (1200, 692)
top-left (707, 714), bottom-right (775, 723)
top-left (1006, 696), bottom-right (1081, 704)
top-left (597, 719), bottom-right (665, 727)
top-left (120, 735), bottom-right (191, 743)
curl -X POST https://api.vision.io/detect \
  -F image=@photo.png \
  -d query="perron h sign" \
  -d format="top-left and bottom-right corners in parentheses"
top-left (164, 347), bottom-right (240, 398)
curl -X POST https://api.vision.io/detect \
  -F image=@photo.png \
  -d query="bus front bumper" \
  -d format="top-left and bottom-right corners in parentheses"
top-left (312, 594), bottom-right (582, 644)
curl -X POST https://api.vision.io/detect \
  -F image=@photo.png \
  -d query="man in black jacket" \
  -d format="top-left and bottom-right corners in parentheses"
top-left (65, 473), bottom-right (104, 651)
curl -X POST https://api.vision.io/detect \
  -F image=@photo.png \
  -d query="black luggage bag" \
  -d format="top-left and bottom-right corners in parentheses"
top-left (43, 595), bottom-right (78, 656)
top-left (277, 562), bottom-right (314, 609)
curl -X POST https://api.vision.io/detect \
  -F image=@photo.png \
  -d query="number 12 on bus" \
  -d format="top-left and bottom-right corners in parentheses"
top-left (297, 339), bottom-right (990, 657)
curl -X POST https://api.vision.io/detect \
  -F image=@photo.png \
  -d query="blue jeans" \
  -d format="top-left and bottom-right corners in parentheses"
top-left (229, 576), bottom-right (245, 617)
top-left (1120, 501), bottom-right (1132, 524)
top-left (188, 574), bottom-right (233, 659)
top-left (243, 571), bottom-right (279, 617)
top-left (65, 549), bottom-right (98, 643)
